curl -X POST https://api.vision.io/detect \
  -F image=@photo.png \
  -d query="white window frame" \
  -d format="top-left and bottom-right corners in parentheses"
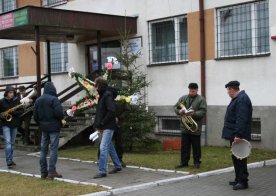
top-left (216, 1), bottom-right (269, 58)
top-left (0, 46), bottom-right (18, 78)
top-left (149, 15), bottom-right (188, 65)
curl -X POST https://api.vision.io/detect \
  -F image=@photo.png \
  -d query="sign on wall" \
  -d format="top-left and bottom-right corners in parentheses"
top-left (0, 8), bottom-right (28, 30)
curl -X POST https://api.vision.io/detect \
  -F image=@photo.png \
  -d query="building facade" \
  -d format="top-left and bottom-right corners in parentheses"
top-left (0, 0), bottom-right (275, 149)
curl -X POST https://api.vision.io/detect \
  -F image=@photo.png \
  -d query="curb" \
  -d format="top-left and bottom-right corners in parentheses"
top-left (81, 159), bottom-right (276, 196)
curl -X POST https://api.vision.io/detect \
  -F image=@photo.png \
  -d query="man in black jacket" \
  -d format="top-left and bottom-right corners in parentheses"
top-left (34, 82), bottom-right (64, 179)
top-left (222, 80), bottom-right (252, 190)
top-left (93, 79), bottom-right (122, 179)
top-left (0, 86), bottom-right (23, 168)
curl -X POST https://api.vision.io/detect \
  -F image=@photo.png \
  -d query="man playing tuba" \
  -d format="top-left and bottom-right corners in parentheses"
top-left (0, 86), bottom-right (24, 168)
top-left (174, 83), bottom-right (207, 169)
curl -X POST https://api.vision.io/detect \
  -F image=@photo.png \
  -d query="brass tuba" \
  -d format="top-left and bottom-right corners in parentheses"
top-left (177, 103), bottom-right (198, 132)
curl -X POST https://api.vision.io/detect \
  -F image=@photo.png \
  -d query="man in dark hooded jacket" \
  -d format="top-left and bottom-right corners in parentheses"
top-left (93, 78), bottom-right (122, 178)
top-left (0, 86), bottom-right (23, 168)
top-left (222, 80), bottom-right (252, 190)
top-left (33, 82), bottom-right (64, 179)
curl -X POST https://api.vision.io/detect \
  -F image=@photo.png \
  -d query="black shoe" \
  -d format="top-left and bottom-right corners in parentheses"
top-left (229, 181), bottom-right (238, 186)
top-left (7, 162), bottom-right (13, 168)
top-left (41, 172), bottom-right (48, 179)
top-left (233, 183), bottom-right (248, 190)
top-left (194, 163), bottom-right (200, 169)
top-left (109, 168), bottom-right (122, 174)
top-left (175, 164), bottom-right (188, 169)
top-left (121, 161), bottom-right (126, 168)
top-left (93, 173), bottom-right (107, 179)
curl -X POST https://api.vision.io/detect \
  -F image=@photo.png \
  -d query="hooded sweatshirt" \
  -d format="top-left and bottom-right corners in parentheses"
top-left (94, 86), bottom-right (117, 130)
top-left (33, 82), bottom-right (64, 132)
top-left (0, 86), bottom-right (23, 128)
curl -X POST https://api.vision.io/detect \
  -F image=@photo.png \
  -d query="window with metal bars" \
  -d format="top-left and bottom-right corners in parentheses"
top-left (0, 47), bottom-right (18, 78)
top-left (149, 16), bottom-right (188, 64)
top-left (45, 42), bottom-right (68, 73)
top-left (216, 0), bottom-right (269, 58)
top-left (0, 0), bottom-right (16, 13)
top-left (42, 0), bottom-right (68, 7)
top-left (157, 116), bottom-right (181, 134)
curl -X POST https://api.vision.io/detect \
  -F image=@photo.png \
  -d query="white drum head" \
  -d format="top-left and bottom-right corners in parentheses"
top-left (231, 139), bottom-right (252, 160)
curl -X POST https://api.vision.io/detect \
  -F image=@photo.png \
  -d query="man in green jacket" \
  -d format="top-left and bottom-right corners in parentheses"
top-left (174, 83), bottom-right (207, 169)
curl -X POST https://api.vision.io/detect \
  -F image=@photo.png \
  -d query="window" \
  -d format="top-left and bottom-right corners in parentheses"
top-left (0, 47), bottom-right (18, 78)
top-left (0, 0), bottom-right (16, 13)
top-left (42, 0), bottom-right (68, 7)
top-left (89, 41), bottom-right (121, 73)
top-left (157, 116), bottom-right (181, 134)
top-left (251, 118), bottom-right (261, 141)
top-left (45, 42), bottom-right (68, 73)
top-left (216, 0), bottom-right (269, 58)
top-left (149, 16), bottom-right (188, 64)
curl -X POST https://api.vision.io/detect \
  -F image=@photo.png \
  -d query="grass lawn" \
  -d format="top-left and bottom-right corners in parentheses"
top-left (59, 145), bottom-right (276, 173)
top-left (0, 173), bottom-right (105, 196)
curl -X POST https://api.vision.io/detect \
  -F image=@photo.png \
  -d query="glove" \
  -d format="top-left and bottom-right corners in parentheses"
top-left (66, 109), bottom-right (75, 117)
top-left (20, 97), bottom-right (30, 106)
top-left (89, 131), bottom-right (99, 142)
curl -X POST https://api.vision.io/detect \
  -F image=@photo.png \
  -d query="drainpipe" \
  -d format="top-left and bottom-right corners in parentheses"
top-left (199, 0), bottom-right (206, 97)
top-left (199, 0), bottom-right (207, 145)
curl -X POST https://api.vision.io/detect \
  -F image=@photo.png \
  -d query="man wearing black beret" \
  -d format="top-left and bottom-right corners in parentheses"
top-left (174, 82), bottom-right (207, 169)
top-left (222, 80), bottom-right (253, 190)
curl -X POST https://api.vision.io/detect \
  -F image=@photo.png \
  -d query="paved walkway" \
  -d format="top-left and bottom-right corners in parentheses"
top-left (1, 150), bottom-right (276, 196)
top-left (119, 165), bottom-right (276, 196)
top-left (0, 150), bottom-right (185, 189)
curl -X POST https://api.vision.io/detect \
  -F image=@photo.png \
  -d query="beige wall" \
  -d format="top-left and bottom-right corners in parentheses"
top-left (17, 0), bottom-right (41, 7)
top-left (18, 43), bottom-right (44, 76)
top-left (188, 9), bottom-right (215, 62)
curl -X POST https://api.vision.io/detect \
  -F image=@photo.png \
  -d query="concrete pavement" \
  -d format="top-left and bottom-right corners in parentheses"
top-left (1, 149), bottom-right (276, 196)
top-left (119, 165), bottom-right (276, 196)
top-left (0, 150), bottom-right (186, 189)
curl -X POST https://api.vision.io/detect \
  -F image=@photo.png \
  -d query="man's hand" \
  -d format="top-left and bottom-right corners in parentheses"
top-left (234, 137), bottom-right (241, 143)
top-left (186, 111), bottom-right (194, 116)
top-left (179, 109), bottom-right (186, 116)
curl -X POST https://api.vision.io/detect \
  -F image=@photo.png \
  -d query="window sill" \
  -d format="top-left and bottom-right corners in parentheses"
top-left (155, 131), bottom-right (181, 136)
top-left (0, 76), bottom-right (19, 80)
top-left (43, 1), bottom-right (68, 8)
top-left (45, 72), bottom-right (68, 76)
top-left (215, 53), bottom-right (270, 60)
top-left (147, 61), bottom-right (188, 67)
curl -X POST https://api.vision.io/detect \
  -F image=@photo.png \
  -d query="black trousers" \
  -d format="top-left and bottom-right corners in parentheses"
top-left (97, 126), bottom-right (124, 161)
top-left (181, 133), bottom-right (201, 165)
top-left (230, 140), bottom-right (249, 183)
top-left (21, 114), bottom-right (32, 143)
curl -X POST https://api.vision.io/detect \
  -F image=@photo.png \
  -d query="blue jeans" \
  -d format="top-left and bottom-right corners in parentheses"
top-left (40, 131), bottom-right (60, 174)
top-left (2, 126), bottom-right (17, 164)
top-left (98, 129), bottom-right (122, 174)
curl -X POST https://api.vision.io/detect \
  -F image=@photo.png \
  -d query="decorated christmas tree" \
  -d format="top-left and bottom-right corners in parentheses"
top-left (108, 32), bottom-right (158, 152)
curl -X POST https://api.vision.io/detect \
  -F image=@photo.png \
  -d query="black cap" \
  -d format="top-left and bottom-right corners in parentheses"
top-left (18, 86), bottom-right (26, 92)
top-left (188, 83), bottom-right (198, 89)
top-left (225, 80), bottom-right (240, 88)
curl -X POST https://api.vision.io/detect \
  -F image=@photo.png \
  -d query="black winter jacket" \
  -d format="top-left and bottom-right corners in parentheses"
top-left (94, 87), bottom-right (117, 130)
top-left (33, 82), bottom-right (64, 132)
top-left (0, 86), bottom-right (23, 128)
top-left (222, 90), bottom-right (253, 141)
